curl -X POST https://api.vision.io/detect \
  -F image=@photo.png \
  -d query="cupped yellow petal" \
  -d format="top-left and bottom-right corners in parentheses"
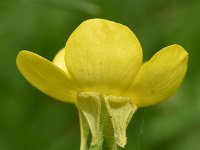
top-left (52, 48), bottom-right (68, 74)
top-left (125, 44), bottom-right (188, 107)
top-left (65, 19), bottom-right (143, 95)
top-left (17, 50), bottom-right (79, 103)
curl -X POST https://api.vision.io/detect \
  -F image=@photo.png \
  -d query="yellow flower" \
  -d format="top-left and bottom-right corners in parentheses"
top-left (16, 19), bottom-right (188, 150)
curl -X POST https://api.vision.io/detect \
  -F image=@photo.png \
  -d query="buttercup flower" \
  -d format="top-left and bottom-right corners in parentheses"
top-left (16, 19), bottom-right (188, 150)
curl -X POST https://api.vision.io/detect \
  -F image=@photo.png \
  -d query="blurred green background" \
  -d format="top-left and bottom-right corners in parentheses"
top-left (0, 0), bottom-right (200, 150)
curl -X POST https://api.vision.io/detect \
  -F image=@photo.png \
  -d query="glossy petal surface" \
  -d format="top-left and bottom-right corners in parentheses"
top-left (65, 19), bottom-right (142, 95)
top-left (126, 44), bottom-right (188, 107)
top-left (17, 50), bottom-right (79, 103)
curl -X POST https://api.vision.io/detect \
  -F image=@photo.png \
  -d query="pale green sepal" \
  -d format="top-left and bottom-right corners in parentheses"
top-left (77, 92), bottom-right (135, 150)
top-left (100, 96), bottom-right (117, 150)
top-left (78, 109), bottom-right (90, 150)
top-left (77, 92), bottom-right (103, 150)
top-left (105, 96), bottom-right (137, 148)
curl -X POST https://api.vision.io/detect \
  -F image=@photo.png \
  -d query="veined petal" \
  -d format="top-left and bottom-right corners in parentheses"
top-left (65, 19), bottom-right (142, 95)
top-left (125, 44), bottom-right (188, 107)
top-left (17, 50), bottom-right (79, 103)
top-left (52, 48), bottom-right (68, 74)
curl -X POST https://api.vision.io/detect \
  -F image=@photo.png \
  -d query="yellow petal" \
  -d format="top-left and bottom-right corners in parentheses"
top-left (16, 50), bottom-right (79, 103)
top-left (52, 48), bottom-right (68, 74)
top-left (125, 44), bottom-right (188, 107)
top-left (65, 19), bottom-right (142, 95)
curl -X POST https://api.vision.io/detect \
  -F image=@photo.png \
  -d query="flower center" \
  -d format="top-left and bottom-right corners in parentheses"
top-left (77, 91), bottom-right (137, 150)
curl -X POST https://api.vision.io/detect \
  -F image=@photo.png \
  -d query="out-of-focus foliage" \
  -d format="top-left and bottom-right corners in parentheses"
top-left (0, 0), bottom-right (200, 149)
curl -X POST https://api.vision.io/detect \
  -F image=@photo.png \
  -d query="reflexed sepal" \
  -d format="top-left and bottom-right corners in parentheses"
top-left (77, 92), bottom-right (137, 150)
top-left (105, 96), bottom-right (137, 147)
top-left (77, 92), bottom-right (103, 150)
top-left (78, 109), bottom-right (90, 150)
